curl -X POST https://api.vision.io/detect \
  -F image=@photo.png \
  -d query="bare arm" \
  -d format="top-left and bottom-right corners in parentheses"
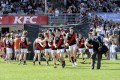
top-left (38, 39), bottom-right (44, 47)
top-left (40, 38), bottom-right (48, 43)
top-left (76, 38), bottom-right (79, 45)
top-left (33, 40), bottom-right (36, 50)
top-left (65, 33), bottom-right (69, 46)
top-left (62, 37), bottom-right (65, 47)
top-left (10, 39), bottom-right (13, 46)
top-left (54, 37), bottom-right (57, 48)
top-left (48, 42), bottom-right (51, 47)
top-left (85, 39), bottom-right (93, 48)
top-left (82, 38), bottom-right (85, 44)
top-left (40, 42), bottom-right (44, 48)
top-left (86, 42), bottom-right (93, 47)
top-left (26, 38), bottom-right (29, 45)
top-left (66, 33), bottom-right (68, 40)
top-left (75, 33), bottom-right (77, 40)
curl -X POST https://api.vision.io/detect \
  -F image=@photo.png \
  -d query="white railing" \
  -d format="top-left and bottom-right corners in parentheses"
top-left (47, 13), bottom-right (89, 25)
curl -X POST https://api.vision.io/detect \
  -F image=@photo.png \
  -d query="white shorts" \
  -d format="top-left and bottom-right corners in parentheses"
top-left (6, 48), bottom-right (13, 54)
top-left (57, 49), bottom-right (64, 54)
top-left (51, 50), bottom-right (57, 54)
top-left (45, 49), bottom-right (51, 53)
top-left (89, 49), bottom-right (93, 54)
top-left (79, 48), bottom-right (86, 53)
top-left (69, 44), bottom-right (77, 51)
top-left (66, 49), bottom-right (69, 52)
top-left (34, 50), bottom-right (41, 54)
top-left (21, 48), bottom-right (28, 53)
top-left (15, 49), bottom-right (20, 53)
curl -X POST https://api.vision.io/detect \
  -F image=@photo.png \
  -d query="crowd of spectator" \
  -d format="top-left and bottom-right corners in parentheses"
top-left (88, 14), bottom-right (120, 59)
top-left (0, 0), bottom-right (52, 15)
top-left (66, 0), bottom-right (120, 16)
top-left (0, 0), bottom-right (120, 15)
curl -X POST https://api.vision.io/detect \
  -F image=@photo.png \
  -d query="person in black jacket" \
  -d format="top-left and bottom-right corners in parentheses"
top-left (86, 32), bottom-right (102, 70)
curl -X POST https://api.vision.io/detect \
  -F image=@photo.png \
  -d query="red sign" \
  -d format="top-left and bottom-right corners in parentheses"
top-left (0, 15), bottom-right (48, 25)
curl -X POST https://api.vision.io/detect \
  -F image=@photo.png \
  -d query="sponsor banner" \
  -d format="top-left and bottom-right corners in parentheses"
top-left (0, 15), bottom-right (48, 25)
top-left (91, 12), bottom-right (120, 22)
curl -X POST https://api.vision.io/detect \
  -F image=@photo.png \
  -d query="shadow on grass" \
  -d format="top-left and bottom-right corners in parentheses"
top-left (65, 65), bottom-right (108, 69)
top-left (102, 62), bottom-right (120, 64)
top-left (102, 68), bottom-right (120, 70)
top-left (65, 67), bottom-right (119, 70)
top-left (65, 66), bottom-right (89, 69)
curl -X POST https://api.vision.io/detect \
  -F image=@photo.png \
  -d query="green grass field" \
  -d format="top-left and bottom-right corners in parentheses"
top-left (0, 54), bottom-right (120, 80)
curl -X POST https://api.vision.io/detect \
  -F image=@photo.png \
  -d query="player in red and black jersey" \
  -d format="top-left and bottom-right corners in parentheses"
top-left (10, 33), bottom-right (15, 60)
top-left (19, 31), bottom-right (30, 65)
top-left (5, 33), bottom-right (13, 64)
top-left (48, 32), bottom-right (58, 68)
top-left (54, 29), bottom-right (65, 68)
top-left (10, 33), bottom-right (14, 48)
top-left (77, 33), bottom-right (86, 60)
top-left (63, 32), bottom-right (71, 62)
top-left (66, 27), bottom-right (78, 66)
top-left (85, 32), bottom-right (93, 55)
top-left (33, 33), bottom-right (44, 65)
top-left (2, 35), bottom-right (7, 60)
top-left (42, 32), bottom-right (51, 66)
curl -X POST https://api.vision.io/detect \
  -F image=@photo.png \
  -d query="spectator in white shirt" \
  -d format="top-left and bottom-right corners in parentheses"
top-left (1, 2), bottom-right (6, 8)
top-left (110, 41), bottom-right (117, 60)
top-left (101, 28), bottom-right (106, 36)
top-left (96, 25), bottom-right (103, 36)
top-left (55, 8), bottom-right (59, 17)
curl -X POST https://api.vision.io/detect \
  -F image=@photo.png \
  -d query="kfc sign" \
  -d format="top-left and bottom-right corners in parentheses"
top-left (0, 15), bottom-right (48, 25)
top-left (14, 16), bottom-right (37, 24)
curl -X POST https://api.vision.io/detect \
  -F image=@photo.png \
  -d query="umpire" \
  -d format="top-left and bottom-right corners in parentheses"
top-left (87, 32), bottom-right (102, 70)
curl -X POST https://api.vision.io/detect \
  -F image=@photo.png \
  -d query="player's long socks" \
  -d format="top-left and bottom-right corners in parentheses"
top-left (71, 56), bottom-right (74, 63)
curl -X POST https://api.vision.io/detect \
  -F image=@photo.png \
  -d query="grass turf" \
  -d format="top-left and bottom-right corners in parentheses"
top-left (0, 54), bottom-right (120, 80)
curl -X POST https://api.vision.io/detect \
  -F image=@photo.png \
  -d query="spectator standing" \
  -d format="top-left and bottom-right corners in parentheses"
top-left (110, 41), bottom-right (117, 60)
top-left (55, 8), bottom-right (59, 17)
top-left (67, 6), bottom-right (72, 24)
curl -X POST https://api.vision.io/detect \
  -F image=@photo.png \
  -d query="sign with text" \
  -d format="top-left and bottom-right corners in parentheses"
top-left (0, 15), bottom-right (48, 25)
top-left (93, 13), bottom-right (120, 22)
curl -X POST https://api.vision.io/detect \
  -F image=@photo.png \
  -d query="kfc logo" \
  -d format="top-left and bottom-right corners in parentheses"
top-left (0, 15), bottom-right (48, 25)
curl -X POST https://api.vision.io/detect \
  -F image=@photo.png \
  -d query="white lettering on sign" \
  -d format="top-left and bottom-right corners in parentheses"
top-left (0, 17), bottom-right (3, 24)
top-left (14, 16), bottom-right (37, 24)
top-left (14, 16), bottom-right (22, 24)
top-left (23, 16), bottom-right (30, 24)
top-left (30, 16), bottom-right (37, 24)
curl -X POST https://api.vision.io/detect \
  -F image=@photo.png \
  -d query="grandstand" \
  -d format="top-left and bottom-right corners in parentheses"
top-left (0, 0), bottom-right (120, 35)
